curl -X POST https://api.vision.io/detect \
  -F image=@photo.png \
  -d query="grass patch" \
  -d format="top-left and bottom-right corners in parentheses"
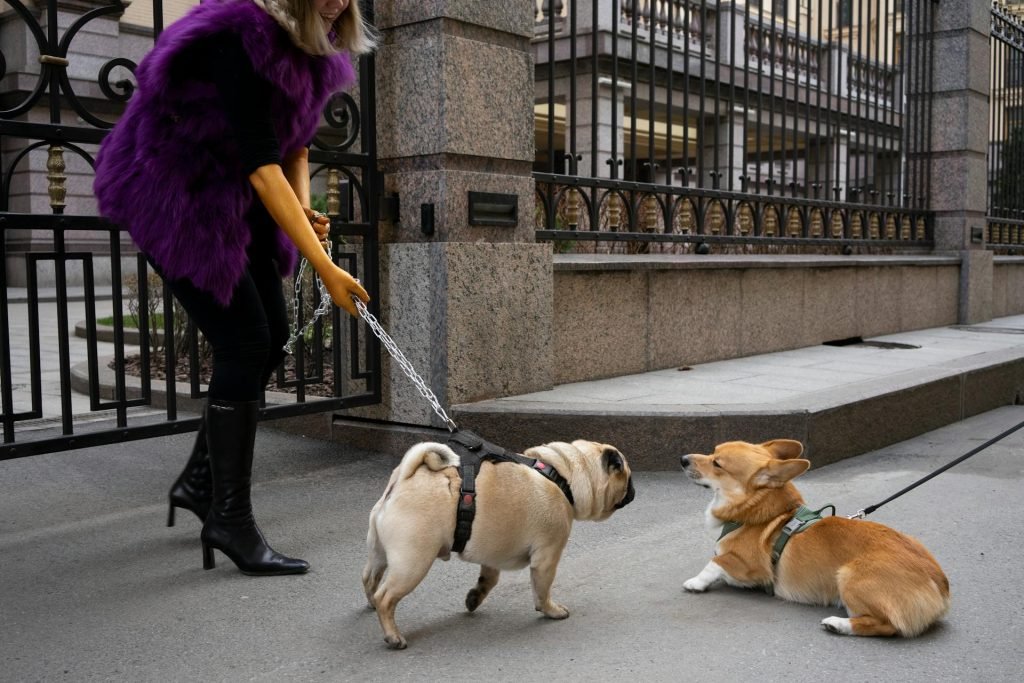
top-left (97, 313), bottom-right (164, 328)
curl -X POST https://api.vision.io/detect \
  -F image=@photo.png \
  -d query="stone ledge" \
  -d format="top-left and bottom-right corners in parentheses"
top-left (449, 356), bottom-right (1024, 471)
top-left (553, 253), bottom-right (963, 272)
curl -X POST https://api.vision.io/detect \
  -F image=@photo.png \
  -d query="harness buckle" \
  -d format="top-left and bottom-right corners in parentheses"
top-left (783, 517), bottom-right (805, 534)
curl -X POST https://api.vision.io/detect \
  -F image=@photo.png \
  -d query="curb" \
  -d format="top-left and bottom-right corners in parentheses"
top-left (74, 320), bottom-right (161, 347)
top-left (448, 355), bottom-right (1024, 471)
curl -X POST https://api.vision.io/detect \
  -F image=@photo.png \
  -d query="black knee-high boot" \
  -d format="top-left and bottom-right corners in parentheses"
top-left (167, 413), bottom-right (212, 526)
top-left (200, 399), bottom-right (309, 576)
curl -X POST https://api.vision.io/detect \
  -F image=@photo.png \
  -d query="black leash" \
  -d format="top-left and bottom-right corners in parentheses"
top-left (849, 417), bottom-right (1024, 519)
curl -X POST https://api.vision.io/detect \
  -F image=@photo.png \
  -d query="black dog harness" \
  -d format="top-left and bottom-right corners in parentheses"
top-left (446, 430), bottom-right (575, 553)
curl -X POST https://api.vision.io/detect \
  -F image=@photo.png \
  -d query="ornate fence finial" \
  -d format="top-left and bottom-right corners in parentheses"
top-left (46, 144), bottom-right (66, 213)
top-left (326, 167), bottom-right (341, 217)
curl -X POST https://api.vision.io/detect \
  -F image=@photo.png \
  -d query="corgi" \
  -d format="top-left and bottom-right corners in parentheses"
top-left (679, 439), bottom-right (950, 637)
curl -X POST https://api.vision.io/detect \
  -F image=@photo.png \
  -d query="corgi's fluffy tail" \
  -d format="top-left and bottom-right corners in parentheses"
top-left (395, 442), bottom-right (460, 481)
top-left (889, 578), bottom-right (952, 637)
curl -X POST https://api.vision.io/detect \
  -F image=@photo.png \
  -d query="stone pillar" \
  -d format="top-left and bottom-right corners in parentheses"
top-left (928, 2), bottom-right (992, 324)
top-left (365, 2), bottom-right (554, 427)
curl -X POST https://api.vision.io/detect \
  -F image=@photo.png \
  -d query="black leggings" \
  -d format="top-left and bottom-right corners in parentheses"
top-left (159, 254), bottom-right (289, 402)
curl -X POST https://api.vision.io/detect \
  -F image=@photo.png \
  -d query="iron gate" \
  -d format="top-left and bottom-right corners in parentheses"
top-left (0, 0), bottom-right (382, 459)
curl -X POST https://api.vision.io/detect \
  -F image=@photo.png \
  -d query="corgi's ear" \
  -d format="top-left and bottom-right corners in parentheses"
top-left (760, 439), bottom-right (805, 460)
top-left (753, 458), bottom-right (810, 488)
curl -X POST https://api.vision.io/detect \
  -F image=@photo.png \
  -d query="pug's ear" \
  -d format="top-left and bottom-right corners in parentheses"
top-left (602, 447), bottom-right (625, 472)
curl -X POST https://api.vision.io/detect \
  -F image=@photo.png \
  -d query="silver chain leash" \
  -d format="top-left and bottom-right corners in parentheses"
top-left (282, 244), bottom-right (459, 432)
top-left (283, 239), bottom-right (334, 355)
top-left (353, 296), bottom-right (459, 432)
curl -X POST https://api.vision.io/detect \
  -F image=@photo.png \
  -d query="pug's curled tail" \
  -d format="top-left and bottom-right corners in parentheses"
top-left (396, 442), bottom-right (461, 481)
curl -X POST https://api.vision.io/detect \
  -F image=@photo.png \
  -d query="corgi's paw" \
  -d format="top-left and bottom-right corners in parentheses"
top-left (821, 617), bottom-right (853, 635)
top-left (683, 576), bottom-right (709, 592)
top-left (684, 561), bottom-right (726, 592)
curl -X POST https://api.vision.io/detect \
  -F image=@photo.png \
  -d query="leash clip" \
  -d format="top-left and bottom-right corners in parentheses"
top-left (847, 509), bottom-right (866, 520)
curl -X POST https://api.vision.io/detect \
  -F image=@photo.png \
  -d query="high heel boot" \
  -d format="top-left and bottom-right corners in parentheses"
top-left (167, 413), bottom-right (212, 526)
top-left (200, 399), bottom-right (309, 576)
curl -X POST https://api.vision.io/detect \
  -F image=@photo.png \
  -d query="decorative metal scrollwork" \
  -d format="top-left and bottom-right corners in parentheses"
top-left (315, 92), bottom-right (361, 151)
top-left (0, 0), bottom-right (137, 125)
top-left (98, 58), bottom-right (138, 103)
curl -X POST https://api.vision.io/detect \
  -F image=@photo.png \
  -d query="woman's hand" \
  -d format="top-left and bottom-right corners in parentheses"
top-left (303, 209), bottom-right (368, 317)
top-left (248, 164), bottom-right (371, 318)
top-left (304, 208), bottom-right (331, 250)
top-left (318, 263), bottom-right (369, 318)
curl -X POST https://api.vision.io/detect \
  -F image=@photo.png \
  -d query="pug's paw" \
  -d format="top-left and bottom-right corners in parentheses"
top-left (538, 602), bottom-right (570, 619)
top-left (384, 634), bottom-right (408, 650)
top-left (465, 588), bottom-right (484, 612)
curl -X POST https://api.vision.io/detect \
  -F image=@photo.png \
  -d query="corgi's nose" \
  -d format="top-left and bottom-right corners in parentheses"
top-left (680, 455), bottom-right (691, 468)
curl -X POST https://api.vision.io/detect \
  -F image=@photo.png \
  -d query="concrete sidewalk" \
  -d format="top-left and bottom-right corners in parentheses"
top-left (2, 405), bottom-right (1022, 681)
top-left (3, 289), bottom-right (127, 421)
top-left (452, 314), bottom-right (1024, 469)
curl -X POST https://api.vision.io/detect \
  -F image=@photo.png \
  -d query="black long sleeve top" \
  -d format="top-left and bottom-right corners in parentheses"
top-left (171, 32), bottom-right (285, 175)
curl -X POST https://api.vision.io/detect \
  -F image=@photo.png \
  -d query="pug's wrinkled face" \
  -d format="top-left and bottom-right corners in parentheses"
top-left (536, 440), bottom-right (636, 520)
top-left (583, 441), bottom-right (635, 518)
top-left (602, 445), bottom-right (635, 511)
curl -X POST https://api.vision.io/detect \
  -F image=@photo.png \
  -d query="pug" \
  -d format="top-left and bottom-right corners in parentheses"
top-left (362, 439), bottom-right (635, 649)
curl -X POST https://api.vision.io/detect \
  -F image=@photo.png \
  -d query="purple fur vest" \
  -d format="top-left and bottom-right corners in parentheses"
top-left (93, 0), bottom-right (354, 306)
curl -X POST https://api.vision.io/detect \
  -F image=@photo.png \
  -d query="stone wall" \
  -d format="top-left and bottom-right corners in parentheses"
top-left (551, 255), bottom-right (970, 385)
top-left (992, 257), bottom-right (1024, 318)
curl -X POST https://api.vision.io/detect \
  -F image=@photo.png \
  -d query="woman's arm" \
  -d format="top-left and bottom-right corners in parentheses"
top-left (282, 147), bottom-right (330, 247)
top-left (249, 163), bottom-right (368, 317)
top-left (283, 147), bottom-right (311, 207)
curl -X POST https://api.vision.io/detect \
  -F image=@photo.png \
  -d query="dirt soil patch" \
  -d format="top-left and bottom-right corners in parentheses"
top-left (112, 354), bottom-right (336, 397)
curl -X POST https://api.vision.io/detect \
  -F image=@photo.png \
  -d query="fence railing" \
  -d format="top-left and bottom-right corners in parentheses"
top-left (988, 1), bottom-right (1024, 251)
top-left (533, 0), bottom-right (933, 253)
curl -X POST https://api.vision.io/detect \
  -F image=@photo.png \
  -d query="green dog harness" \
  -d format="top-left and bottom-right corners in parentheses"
top-left (768, 504), bottom-right (835, 565)
top-left (716, 504), bottom-right (835, 596)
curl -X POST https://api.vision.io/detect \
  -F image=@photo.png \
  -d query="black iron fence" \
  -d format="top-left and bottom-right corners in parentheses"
top-left (989, 1), bottom-right (1024, 251)
top-left (0, 0), bottom-right (381, 459)
top-left (533, 0), bottom-right (934, 253)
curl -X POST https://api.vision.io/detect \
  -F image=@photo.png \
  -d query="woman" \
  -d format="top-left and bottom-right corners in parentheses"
top-left (93, 0), bottom-right (373, 576)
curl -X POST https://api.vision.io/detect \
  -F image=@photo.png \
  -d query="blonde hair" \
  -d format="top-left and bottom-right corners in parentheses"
top-left (253, 0), bottom-right (377, 57)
